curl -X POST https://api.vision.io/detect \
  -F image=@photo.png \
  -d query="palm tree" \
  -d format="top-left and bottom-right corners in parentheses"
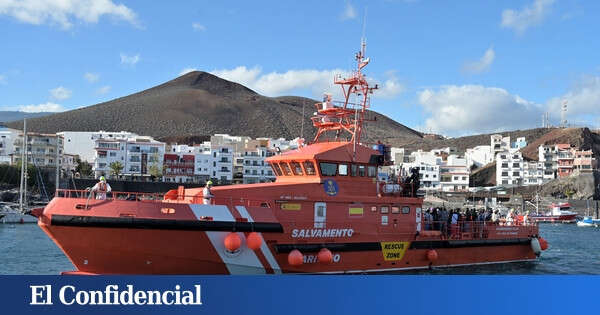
top-left (109, 161), bottom-right (124, 178)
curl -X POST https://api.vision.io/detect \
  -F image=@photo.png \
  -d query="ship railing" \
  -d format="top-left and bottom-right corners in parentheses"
top-left (55, 189), bottom-right (164, 201)
top-left (422, 220), bottom-right (538, 240)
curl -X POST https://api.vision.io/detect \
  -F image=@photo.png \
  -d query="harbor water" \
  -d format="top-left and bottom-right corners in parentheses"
top-left (0, 223), bottom-right (598, 274)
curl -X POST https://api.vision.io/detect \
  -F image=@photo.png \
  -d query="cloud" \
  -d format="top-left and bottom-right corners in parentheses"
top-left (96, 85), bottom-right (111, 94)
top-left (546, 76), bottom-right (600, 122)
top-left (0, 0), bottom-right (140, 30)
top-left (192, 22), bottom-right (206, 31)
top-left (341, 1), bottom-right (356, 20)
top-left (419, 85), bottom-right (544, 135)
top-left (16, 102), bottom-right (64, 113)
top-left (49, 86), bottom-right (72, 100)
top-left (120, 53), bottom-right (140, 65)
top-left (210, 66), bottom-right (406, 100)
top-left (374, 73), bottom-right (406, 98)
top-left (501, 0), bottom-right (554, 34)
top-left (179, 68), bottom-right (198, 76)
top-left (84, 72), bottom-right (99, 83)
top-left (462, 47), bottom-right (495, 74)
top-left (211, 66), bottom-right (344, 97)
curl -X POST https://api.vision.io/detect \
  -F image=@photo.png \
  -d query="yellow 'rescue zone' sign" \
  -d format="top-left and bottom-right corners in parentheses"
top-left (380, 242), bottom-right (410, 261)
top-left (281, 203), bottom-right (301, 211)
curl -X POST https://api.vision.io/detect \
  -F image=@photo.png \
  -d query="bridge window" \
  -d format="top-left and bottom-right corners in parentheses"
top-left (280, 162), bottom-right (293, 176)
top-left (271, 163), bottom-right (283, 176)
top-left (303, 161), bottom-right (316, 175)
top-left (358, 165), bottom-right (366, 177)
top-left (368, 166), bottom-right (377, 177)
top-left (402, 206), bottom-right (410, 214)
top-left (380, 206), bottom-right (389, 214)
top-left (351, 164), bottom-right (357, 176)
top-left (338, 164), bottom-right (348, 176)
top-left (319, 162), bottom-right (337, 176)
top-left (391, 206), bottom-right (400, 214)
top-left (290, 162), bottom-right (304, 175)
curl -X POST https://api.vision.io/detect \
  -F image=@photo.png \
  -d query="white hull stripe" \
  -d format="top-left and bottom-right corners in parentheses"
top-left (189, 204), bottom-right (265, 274)
top-left (235, 206), bottom-right (282, 274)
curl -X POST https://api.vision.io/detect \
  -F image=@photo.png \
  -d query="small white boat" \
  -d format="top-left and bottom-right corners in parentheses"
top-left (576, 216), bottom-right (600, 227)
top-left (0, 205), bottom-right (37, 224)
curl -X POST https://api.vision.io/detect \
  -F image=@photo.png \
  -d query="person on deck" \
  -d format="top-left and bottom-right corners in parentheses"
top-left (89, 176), bottom-right (111, 200)
top-left (203, 180), bottom-right (214, 205)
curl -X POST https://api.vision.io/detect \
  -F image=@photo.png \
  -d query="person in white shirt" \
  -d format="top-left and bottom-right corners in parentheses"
top-left (203, 180), bottom-right (214, 205)
top-left (89, 176), bottom-right (111, 200)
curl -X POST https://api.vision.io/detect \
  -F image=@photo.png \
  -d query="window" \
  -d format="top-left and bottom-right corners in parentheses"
top-left (512, 171), bottom-right (520, 176)
top-left (303, 161), bottom-right (316, 175)
top-left (380, 206), bottom-right (389, 214)
top-left (339, 164), bottom-right (348, 176)
top-left (391, 206), bottom-right (400, 214)
top-left (280, 163), bottom-right (292, 176)
top-left (371, 206), bottom-right (377, 212)
top-left (271, 163), bottom-right (283, 176)
top-left (368, 166), bottom-right (377, 177)
top-left (319, 162), bottom-right (337, 176)
top-left (351, 164), bottom-right (357, 176)
top-left (290, 162), bottom-right (303, 175)
top-left (402, 206), bottom-right (410, 214)
top-left (358, 165), bottom-right (366, 177)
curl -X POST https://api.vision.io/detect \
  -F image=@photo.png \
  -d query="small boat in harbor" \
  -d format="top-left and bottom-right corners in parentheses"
top-left (0, 204), bottom-right (37, 224)
top-left (576, 216), bottom-right (600, 227)
top-left (529, 202), bottom-right (577, 223)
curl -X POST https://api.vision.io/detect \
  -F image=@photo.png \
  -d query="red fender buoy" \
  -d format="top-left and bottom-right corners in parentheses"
top-left (224, 233), bottom-right (241, 252)
top-left (288, 249), bottom-right (304, 266)
top-left (318, 248), bottom-right (333, 264)
top-left (426, 249), bottom-right (438, 262)
top-left (246, 232), bottom-right (262, 251)
top-left (538, 237), bottom-right (549, 251)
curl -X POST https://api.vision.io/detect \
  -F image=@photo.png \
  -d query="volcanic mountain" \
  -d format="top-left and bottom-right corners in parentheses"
top-left (5, 71), bottom-right (422, 143)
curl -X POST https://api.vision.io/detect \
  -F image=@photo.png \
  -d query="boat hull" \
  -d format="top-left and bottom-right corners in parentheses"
top-left (39, 220), bottom-right (538, 275)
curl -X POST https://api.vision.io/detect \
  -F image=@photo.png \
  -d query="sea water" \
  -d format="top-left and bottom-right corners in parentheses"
top-left (0, 224), bottom-right (598, 274)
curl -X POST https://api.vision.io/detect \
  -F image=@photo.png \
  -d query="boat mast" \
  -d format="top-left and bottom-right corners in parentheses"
top-left (310, 38), bottom-right (378, 145)
top-left (19, 119), bottom-right (27, 213)
top-left (56, 135), bottom-right (60, 193)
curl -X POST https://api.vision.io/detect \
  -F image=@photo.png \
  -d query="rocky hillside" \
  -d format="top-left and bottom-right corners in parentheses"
top-left (5, 71), bottom-right (422, 143)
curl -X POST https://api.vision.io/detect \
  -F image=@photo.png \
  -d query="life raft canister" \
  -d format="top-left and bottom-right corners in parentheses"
top-left (288, 249), bottom-right (303, 266)
top-left (246, 232), bottom-right (262, 251)
top-left (224, 232), bottom-right (242, 252)
top-left (317, 248), bottom-right (333, 264)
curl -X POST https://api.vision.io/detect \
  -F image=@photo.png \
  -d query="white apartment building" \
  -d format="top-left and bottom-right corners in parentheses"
top-left (0, 127), bottom-right (19, 164)
top-left (93, 136), bottom-right (165, 179)
top-left (496, 151), bottom-right (523, 186)
top-left (59, 131), bottom-right (138, 163)
top-left (12, 133), bottom-right (64, 168)
top-left (465, 145), bottom-right (493, 169)
top-left (242, 146), bottom-right (276, 184)
top-left (194, 142), bottom-right (213, 181)
top-left (439, 155), bottom-right (469, 192)
top-left (491, 134), bottom-right (511, 156)
top-left (522, 161), bottom-right (544, 186)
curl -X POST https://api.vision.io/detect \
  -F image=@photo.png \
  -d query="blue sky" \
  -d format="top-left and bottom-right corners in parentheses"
top-left (0, 0), bottom-right (599, 136)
